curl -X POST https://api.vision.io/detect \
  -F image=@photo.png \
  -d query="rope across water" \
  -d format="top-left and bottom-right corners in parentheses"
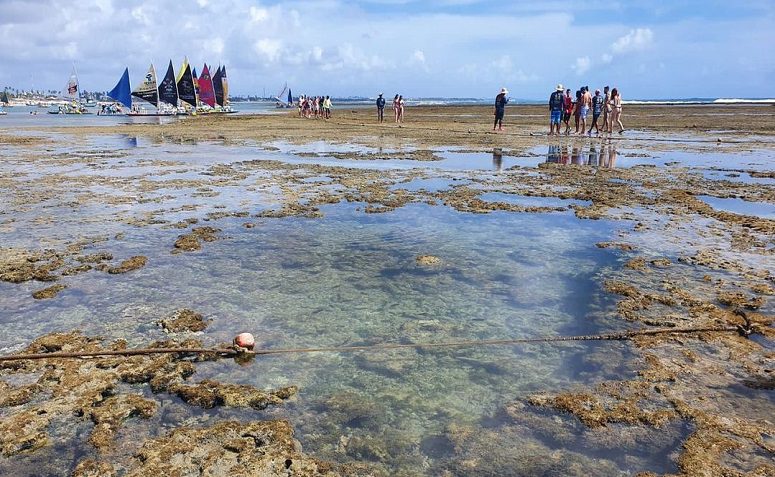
top-left (0, 325), bottom-right (752, 363)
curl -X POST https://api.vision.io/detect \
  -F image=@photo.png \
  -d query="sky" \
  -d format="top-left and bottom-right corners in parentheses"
top-left (0, 0), bottom-right (773, 100)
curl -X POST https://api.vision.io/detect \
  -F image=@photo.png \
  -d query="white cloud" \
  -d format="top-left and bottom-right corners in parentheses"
top-left (412, 50), bottom-right (426, 64)
top-left (574, 56), bottom-right (591, 75)
top-left (600, 53), bottom-right (613, 64)
top-left (611, 28), bottom-right (654, 54)
top-left (249, 7), bottom-right (269, 23)
top-left (253, 39), bottom-right (283, 63)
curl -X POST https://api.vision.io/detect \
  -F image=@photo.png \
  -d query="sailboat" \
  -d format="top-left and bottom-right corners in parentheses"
top-left (48, 66), bottom-right (90, 114)
top-left (100, 68), bottom-right (131, 115)
top-left (211, 65), bottom-right (235, 113)
top-left (197, 63), bottom-right (216, 112)
top-left (274, 82), bottom-right (293, 108)
top-left (128, 63), bottom-right (176, 116)
top-left (176, 57), bottom-right (197, 114)
top-left (158, 60), bottom-right (179, 109)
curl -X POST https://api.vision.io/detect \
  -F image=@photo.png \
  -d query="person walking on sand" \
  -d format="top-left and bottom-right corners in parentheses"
top-left (549, 84), bottom-right (564, 135)
top-left (323, 96), bottom-right (332, 119)
top-left (602, 86), bottom-right (611, 133)
top-left (610, 88), bottom-right (624, 134)
top-left (398, 95), bottom-right (405, 122)
top-left (588, 89), bottom-right (604, 135)
top-left (579, 87), bottom-right (592, 136)
top-left (562, 88), bottom-right (573, 135)
top-left (393, 94), bottom-right (400, 122)
top-left (573, 89), bottom-right (582, 134)
top-left (376, 93), bottom-right (386, 123)
top-left (494, 87), bottom-right (509, 131)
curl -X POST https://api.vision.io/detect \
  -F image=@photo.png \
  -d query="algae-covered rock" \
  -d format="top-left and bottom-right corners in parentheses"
top-left (158, 308), bottom-right (209, 333)
top-left (173, 226), bottom-right (221, 252)
top-left (31, 284), bottom-right (67, 299)
top-left (0, 332), bottom-right (300, 463)
top-left (0, 247), bottom-right (61, 283)
top-left (416, 255), bottom-right (442, 266)
top-left (88, 394), bottom-right (157, 449)
top-left (121, 420), bottom-right (359, 476)
top-left (72, 459), bottom-right (116, 477)
top-left (169, 379), bottom-right (298, 410)
top-left (106, 256), bottom-right (147, 274)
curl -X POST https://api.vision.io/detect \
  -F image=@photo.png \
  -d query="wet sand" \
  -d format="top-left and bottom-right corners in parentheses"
top-left (0, 104), bottom-right (773, 476)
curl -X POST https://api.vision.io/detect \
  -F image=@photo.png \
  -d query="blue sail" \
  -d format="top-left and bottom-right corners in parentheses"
top-left (287, 88), bottom-right (292, 105)
top-left (108, 68), bottom-right (132, 108)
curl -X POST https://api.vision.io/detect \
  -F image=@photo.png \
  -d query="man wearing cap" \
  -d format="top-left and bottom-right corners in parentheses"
top-left (549, 84), bottom-right (565, 136)
top-left (376, 93), bottom-right (386, 123)
top-left (493, 87), bottom-right (509, 131)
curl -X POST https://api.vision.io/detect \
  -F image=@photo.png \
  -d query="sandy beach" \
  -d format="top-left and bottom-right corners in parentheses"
top-left (0, 104), bottom-right (773, 476)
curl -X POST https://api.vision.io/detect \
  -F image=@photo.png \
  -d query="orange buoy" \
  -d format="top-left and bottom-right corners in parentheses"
top-left (234, 332), bottom-right (255, 350)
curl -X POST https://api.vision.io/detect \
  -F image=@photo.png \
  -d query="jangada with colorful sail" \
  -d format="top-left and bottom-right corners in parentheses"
top-left (128, 63), bottom-right (177, 116)
top-left (101, 59), bottom-right (234, 117)
top-left (48, 65), bottom-right (90, 114)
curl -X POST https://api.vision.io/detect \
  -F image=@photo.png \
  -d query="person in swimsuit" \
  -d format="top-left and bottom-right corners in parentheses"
top-left (494, 87), bottom-right (509, 131)
top-left (610, 88), bottom-right (624, 134)
top-left (393, 94), bottom-right (400, 122)
top-left (602, 86), bottom-right (611, 133)
top-left (398, 95), bottom-right (405, 122)
top-left (579, 87), bottom-right (592, 136)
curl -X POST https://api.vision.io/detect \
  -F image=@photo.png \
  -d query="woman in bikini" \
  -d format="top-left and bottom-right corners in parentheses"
top-left (610, 88), bottom-right (624, 134)
top-left (393, 94), bottom-right (400, 122)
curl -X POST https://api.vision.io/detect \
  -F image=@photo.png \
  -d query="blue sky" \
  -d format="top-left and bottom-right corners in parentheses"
top-left (0, 0), bottom-right (773, 99)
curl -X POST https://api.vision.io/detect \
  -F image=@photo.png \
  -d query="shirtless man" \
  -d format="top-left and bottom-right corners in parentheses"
top-left (579, 86), bottom-right (592, 136)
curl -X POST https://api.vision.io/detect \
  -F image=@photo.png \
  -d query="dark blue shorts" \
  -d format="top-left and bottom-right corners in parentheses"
top-left (550, 110), bottom-right (562, 124)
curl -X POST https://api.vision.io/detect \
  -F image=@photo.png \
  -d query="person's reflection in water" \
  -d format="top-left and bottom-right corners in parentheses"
top-left (587, 142), bottom-right (598, 165)
top-left (571, 142), bottom-right (582, 165)
top-left (492, 148), bottom-right (503, 170)
top-left (546, 144), bottom-right (561, 164)
top-left (561, 144), bottom-right (570, 164)
top-left (606, 143), bottom-right (618, 168)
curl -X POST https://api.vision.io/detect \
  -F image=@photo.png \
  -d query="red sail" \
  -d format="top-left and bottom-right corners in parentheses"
top-left (198, 64), bottom-right (216, 107)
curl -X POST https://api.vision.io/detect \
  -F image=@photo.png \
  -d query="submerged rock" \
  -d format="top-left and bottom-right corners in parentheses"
top-left (106, 256), bottom-right (147, 274)
top-left (158, 308), bottom-right (209, 333)
top-left (416, 255), bottom-right (442, 266)
top-left (173, 226), bottom-right (221, 252)
top-left (170, 380), bottom-right (297, 410)
top-left (31, 284), bottom-right (66, 299)
top-left (110, 420), bottom-right (360, 476)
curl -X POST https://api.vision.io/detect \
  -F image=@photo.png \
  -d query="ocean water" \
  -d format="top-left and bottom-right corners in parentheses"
top-left (1, 132), bottom-right (771, 475)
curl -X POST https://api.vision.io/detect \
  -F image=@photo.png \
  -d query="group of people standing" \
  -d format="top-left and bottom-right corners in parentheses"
top-left (375, 93), bottom-right (405, 123)
top-left (297, 95), bottom-right (332, 119)
top-left (548, 84), bottom-right (624, 136)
